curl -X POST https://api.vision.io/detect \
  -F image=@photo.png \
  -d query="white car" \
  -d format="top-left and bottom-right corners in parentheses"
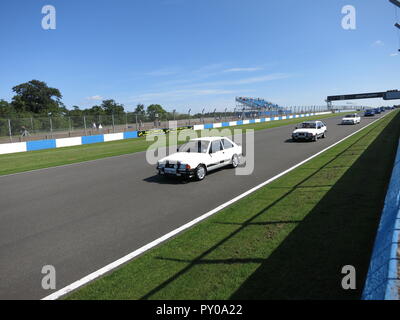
top-left (292, 121), bottom-right (327, 142)
top-left (157, 137), bottom-right (242, 181)
top-left (341, 113), bottom-right (361, 125)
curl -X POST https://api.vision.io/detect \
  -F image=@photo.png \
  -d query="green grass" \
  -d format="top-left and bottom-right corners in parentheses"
top-left (0, 113), bottom-right (346, 176)
top-left (66, 110), bottom-right (400, 300)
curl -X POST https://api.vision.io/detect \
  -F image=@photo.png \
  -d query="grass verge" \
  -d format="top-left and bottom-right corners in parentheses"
top-left (0, 113), bottom-right (345, 176)
top-left (66, 110), bottom-right (400, 300)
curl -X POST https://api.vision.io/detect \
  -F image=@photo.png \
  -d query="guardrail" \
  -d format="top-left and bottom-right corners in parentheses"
top-left (362, 139), bottom-right (400, 300)
top-left (0, 112), bottom-right (331, 156)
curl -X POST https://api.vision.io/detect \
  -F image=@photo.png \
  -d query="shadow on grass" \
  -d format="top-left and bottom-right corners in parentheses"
top-left (139, 112), bottom-right (400, 300)
top-left (230, 112), bottom-right (400, 300)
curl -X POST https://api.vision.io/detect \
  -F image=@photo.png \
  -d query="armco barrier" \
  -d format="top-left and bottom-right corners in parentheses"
top-left (362, 139), bottom-right (400, 300)
top-left (0, 112), bottom-right (331, 156)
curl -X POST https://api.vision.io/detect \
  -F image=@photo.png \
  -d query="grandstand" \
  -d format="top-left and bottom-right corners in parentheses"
top-left (235, 97), bottom-right (291, 117)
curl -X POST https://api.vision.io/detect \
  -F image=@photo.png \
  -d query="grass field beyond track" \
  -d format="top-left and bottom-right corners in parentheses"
top-left (66, 110), bottom-right (400, 300)
top-left (0, 113), bottom-right (345, 176)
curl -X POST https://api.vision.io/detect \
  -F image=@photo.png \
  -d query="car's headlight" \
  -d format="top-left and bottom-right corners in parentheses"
top-left (179, 164), bottom-right (191, 170)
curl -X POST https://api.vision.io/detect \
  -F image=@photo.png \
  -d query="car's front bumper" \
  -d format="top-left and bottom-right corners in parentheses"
top-left (342, 120), bottom-right (356, 125)
top-left (157, 166), bottom-right (196, 178)
top-left (292, 134), bottom-right (314, 141)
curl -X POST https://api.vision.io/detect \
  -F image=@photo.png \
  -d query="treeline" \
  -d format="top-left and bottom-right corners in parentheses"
top-left (0, 79), bottom-right (235, 137)
top-left (0, 80), bottom-right (175, 121)
top-left (0, 79), bottom-right (191, 136)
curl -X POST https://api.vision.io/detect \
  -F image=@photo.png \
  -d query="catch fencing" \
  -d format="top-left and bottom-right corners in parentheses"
top-left (0, 108), bottom-right (330, 144)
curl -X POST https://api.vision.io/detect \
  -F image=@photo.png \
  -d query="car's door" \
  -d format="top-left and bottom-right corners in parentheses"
top-left (221, 138), bottom-right (235, 164)
top-left (319, 121), bottom-right (327, 134)
top-left (315, 122), bottom-right (322, 136)
top-left (208, 140), bottom-right (225, 171)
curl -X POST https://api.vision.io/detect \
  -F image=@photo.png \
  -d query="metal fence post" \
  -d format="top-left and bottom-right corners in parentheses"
top-left (83, 116), bottom-right (87, 136)
top-left (135, 114), bottom-right (138, 131)
top-left (8, 119), bottom-right (12, 143)
top-left (30, 117), bottom-right (34, 133)
top-left (112, 114), bottom-right (115, 133)
top-left (49, 117), bottom-right (53, 139)
top-left (68, 116), bottom-right (72, 135)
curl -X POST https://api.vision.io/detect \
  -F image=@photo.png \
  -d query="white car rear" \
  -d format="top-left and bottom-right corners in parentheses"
top-left (157, 137), bottom-right (242, 181)
top-left (341, 114), bottom-right (361, 125)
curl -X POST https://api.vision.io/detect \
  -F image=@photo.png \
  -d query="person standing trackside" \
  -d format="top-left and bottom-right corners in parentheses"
top-left (21, 126), bottom-right (30, 137)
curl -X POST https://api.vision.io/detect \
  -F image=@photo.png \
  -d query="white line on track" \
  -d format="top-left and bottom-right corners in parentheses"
top-left (42, 112), bottom-right (391, 300)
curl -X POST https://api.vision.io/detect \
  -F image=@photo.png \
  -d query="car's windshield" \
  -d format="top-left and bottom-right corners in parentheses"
top-left (178, 140), bottom-right (210, 153)
top-left (300, 122), bottom-right (316, 129)
top-left (345, 115), bottom-right (356, 118)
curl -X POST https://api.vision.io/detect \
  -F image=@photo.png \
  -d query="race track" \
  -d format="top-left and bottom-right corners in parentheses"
top-left (0, 113), bottom-right (387, 299)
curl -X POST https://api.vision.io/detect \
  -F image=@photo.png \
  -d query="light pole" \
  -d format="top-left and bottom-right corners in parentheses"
top-left (188, 108), bottom-right (191, 126)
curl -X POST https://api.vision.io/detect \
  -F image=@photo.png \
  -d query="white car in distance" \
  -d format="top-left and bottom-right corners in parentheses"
top-left (292, 121), bottom-right (327, 142)
top-left (341, 113), bottom-right (361, 125)
top-left (157, 137), bottom-right (242, 181)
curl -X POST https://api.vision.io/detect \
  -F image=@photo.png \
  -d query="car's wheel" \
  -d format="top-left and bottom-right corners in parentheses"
top-left (313, 135), bottom-right (318, 142)
top-left (231, 154), bottom-right (239, 168)
top-left (195, 165), bottom-right (207, 181)
top-left (322, 131), bottom-right (327, 138)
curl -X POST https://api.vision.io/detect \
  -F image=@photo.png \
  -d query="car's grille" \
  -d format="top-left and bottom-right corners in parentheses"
top-left (165, 162), bottom-right (180, 169)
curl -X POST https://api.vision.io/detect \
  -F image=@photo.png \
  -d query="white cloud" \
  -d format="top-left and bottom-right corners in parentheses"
top-left (223, 67), bottom-right (263, 73)
top-left (187, 73), bottom-right (293, 87)
top-left (193, 63), bottom-right (225, 74)
top-left (372, 40), bottom-right (384, 47)
top-left (129, 89), bottom-right (239, 102)
top-left (86, 95), bottom-right (103, 101)
top-left (390, 53), bottom-right (399, 56)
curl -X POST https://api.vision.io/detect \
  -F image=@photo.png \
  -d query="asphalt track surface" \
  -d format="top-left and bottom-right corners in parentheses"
top-left (0, 113), bottom-right (387, 299)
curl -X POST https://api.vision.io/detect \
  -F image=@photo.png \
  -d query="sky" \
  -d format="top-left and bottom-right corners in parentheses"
top-left (0, 0), bottom-right (399, 113)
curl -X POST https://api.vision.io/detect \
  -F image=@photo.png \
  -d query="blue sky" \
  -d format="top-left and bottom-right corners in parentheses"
top-left (0, 0), bottom-right (399, 112)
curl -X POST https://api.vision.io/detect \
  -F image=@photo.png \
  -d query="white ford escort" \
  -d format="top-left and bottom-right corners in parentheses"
top-left (292, 121), bottom-right (327, 142)
top-left (341, 113), bottom-right (361, 125)
top-left (157, 137), bottom-right (242, 181)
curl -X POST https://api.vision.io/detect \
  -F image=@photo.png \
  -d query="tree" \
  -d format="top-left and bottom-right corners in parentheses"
top-left (0, 99), bottom-right (15, 117)
top-left (85, 105), bottom-right (105, 115)
top-left (134, 103), bottom-right (145, 114)
top-left (11, 80), bottom-right (63, 115)
top-left (146, 104), bottom-right (166, 121)
top-left (101, 99), bottom-right (125, 115)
